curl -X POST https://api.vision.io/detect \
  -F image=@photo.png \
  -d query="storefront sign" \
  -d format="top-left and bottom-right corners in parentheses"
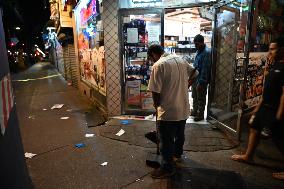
top-left (132, 0), bottom-right (162, 3)
top-left (120, 0), bottom-right (216, 8)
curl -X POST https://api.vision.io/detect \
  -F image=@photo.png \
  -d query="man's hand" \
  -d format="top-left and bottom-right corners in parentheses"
top-left (152, 92), bottom-right (161, 109)
top-left (188, 80), bottom-right (194, 88)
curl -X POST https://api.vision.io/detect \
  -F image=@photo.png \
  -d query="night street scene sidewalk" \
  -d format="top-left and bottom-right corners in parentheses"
top-left (10, 62), bottom-right (284, 188)
top-left (1, 0), bottom-right (284, 188)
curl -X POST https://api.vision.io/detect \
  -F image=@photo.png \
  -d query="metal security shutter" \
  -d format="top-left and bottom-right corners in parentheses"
top-left (63, 44), bottom-right (78, 88)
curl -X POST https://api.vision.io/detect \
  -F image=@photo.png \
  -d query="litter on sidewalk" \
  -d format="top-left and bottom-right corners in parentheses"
top-left (115, 129), bottom-right (125, 136)
top-left (120, 120), bottom-right (131, 125)
top-left (51, 104), bottom-right (64, 109)
top-left (60, 117), bottom-right (69, 120)
top-left (42, 108), bottom-right (47, 111)
top-left (85, 134), bottom-right (95, 138)
top-left (111, 115), bottom-right (156, 121)
top-left (28, 115), bottom-right (35, 119)
top-left (25, 152), bottom-right (37, 159)
top-left (75, 143), bottom-right (86, 148)
top-left (101, 162), bottom-right (108, 166)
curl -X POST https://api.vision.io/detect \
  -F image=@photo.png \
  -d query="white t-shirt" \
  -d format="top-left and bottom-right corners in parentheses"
top-left (148, 53), bottom-right (198, 121)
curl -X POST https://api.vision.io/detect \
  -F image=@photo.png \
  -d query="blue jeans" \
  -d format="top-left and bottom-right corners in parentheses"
top-left (157, 120), bottom-right (186, 171)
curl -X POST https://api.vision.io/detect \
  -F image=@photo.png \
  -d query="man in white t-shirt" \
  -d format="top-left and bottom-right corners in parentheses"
top-left (147, 44), bottom-right (198, 179)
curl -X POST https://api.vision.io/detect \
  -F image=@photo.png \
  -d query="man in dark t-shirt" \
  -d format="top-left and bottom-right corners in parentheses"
top-left (231, 36), bottom-right (284, 180)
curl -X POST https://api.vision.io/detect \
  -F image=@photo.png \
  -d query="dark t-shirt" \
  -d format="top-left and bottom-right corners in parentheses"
top-left (262, 62), bottom-right (284, 109)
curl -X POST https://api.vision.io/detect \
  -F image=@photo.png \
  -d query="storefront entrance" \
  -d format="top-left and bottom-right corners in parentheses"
top-left (117, 0), bottom-right (273, 142)
top-left (119, 8), bottom-right (164, 114)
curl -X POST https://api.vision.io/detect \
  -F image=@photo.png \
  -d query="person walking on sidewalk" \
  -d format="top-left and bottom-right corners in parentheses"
top-left (231, 36), bottom-right (284, 180)
top-left (261, 41), bottom-right (278, 138)
top-left (191, 34), bottom-right (212, 121)
top-left (147, 44), bottom-right (198, 179)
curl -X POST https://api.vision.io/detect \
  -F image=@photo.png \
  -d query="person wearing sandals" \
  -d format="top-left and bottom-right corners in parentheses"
top-left (231, 36), bottom-right (284, 180)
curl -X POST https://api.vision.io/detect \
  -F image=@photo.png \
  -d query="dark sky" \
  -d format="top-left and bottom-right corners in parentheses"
top-left (1, 0), bottom-right (51, 45)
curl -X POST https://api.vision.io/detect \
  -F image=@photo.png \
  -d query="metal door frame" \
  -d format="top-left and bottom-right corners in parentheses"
top-left (208, 0), bottom-right (255, 141)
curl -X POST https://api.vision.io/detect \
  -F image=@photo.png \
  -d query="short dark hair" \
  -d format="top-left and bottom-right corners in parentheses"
top-left (194, 34), bottom-right (204, 43)
top-left (147, 44), bottom-right (164, 58)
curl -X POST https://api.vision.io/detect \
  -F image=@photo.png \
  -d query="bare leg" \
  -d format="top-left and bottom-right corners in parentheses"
top-left (231, 128), bottom-right (260, 162)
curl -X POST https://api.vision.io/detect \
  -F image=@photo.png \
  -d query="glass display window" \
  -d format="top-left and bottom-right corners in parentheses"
top-left (119, 9), bottom-right (163, 113)
top-left (74, 0), bottom-right (106, 96)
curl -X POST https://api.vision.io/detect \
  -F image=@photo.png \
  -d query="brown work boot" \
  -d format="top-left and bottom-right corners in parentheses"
top-left (151, 168), bottom-right (175, 179)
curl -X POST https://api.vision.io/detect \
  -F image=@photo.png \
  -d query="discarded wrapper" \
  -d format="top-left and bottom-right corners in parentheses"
top-left (115, 129), bottom-right (125, 136)
top-left (120, 120), bottom-right (131, 125)
top-left (51, 104), bottom-right (64, 110)
top-left (101, 162), bottom-right (108, 166)
top-left (60, 117), bottom-right (69, 120)
top-left (25, 152), bottom-right (37, 159)
top-left (85, 134), bottom-right (95, 138)
top-left (75, 143), bottom-right (86, 148)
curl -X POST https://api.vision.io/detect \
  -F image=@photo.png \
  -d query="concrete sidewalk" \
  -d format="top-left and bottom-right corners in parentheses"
top-left (13, 62), bottom-right (284, 189)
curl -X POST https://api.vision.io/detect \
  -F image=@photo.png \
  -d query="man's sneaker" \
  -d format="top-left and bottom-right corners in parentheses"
top-left (194, 116), bottom-right (204, 122)
top-left (151, 168), bottom-right (175, 179)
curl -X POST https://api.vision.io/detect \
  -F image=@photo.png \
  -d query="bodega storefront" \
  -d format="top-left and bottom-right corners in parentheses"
top-left (73, 0), bottom-right (107, 113)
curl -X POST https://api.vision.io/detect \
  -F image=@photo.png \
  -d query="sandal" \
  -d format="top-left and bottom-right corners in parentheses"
top-left (272, 172), bottom-right (284, 180)
top-left (231, 154), bottom-right (255, 165)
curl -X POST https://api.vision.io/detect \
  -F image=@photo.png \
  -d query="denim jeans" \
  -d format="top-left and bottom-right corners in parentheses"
top-left (192, 82), bottom-right (207, 116)
top-left (157, 120), bottom-right (186, 171)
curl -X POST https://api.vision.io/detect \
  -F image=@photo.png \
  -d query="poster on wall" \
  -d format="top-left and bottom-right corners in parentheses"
top-left (147, 25), bottom-right (160, 44)
top-left (244, 52), bottom-right (267, 109)
top-left (127, 28), bottom-right (139, 43)
top-left (79, 47), bottom-right (106, 96)
top-left (75, 0), bottom-right (106, 96)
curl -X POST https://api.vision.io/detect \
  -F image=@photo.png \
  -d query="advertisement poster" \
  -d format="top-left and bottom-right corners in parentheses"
top-left (75, 0), bottom-right (106, 96)
top-left (126, 80), bottom-right (141, 107)
top-left (244, 52), bottom-right (267, 108)
top-left (147, 25), bottom-right (160, 44)
top-left (127, 28), bottom-right (138, 43)
top-left (79, 47), bottom-right (106, 96)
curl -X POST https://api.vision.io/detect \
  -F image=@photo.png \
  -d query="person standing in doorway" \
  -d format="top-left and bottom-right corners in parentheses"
top-left (191, 34), bottom-right (212, 121)
top-left (147, 44), bottom-right (198, 179)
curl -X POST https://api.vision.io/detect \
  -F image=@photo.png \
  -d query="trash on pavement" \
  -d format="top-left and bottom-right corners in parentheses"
top-left (28, 115), bottom-right (35, 119)
top-left (145, 114), bottom-right (155, 121)
top-left (75, 143), bottom-right (86, 148)
top-left (101, 162), bottom-right (108, 166)
top-left (51, 104), bottom-right (64, 109)
top-left (120, 120), bottom-right (131, 125)
top-left (85, 134), bottom-right (95, 138)
top-left (60, 117), bottom-right (69, 120)
top-left (43, 108), bottom-right (47, 111)
top-left (25, 152), bottom-right (37, 159)
top-left (115, 129), bottom-right (125, 136)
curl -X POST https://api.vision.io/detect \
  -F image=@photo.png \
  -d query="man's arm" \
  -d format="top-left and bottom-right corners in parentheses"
top-left (152, 92), bottom-right (161, 108)
top-left (197, 51), bottom-right (211, 89)
top-left (276, 86), bottom-right (284, 121)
